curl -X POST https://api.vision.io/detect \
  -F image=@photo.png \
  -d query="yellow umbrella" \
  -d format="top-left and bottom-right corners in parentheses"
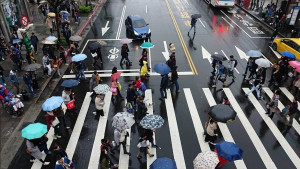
top-left (48, 12), bottom-right (55, 17)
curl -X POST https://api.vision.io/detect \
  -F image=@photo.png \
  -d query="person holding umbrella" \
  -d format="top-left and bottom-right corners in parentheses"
top-left (188, 17), bottom-right (197, 37)
top-left (62, 88), bottom-right (76, 115)
top-left (93, 94), bottom-right (105, 120)
top-left (167, 66), bottom-right (180, 93)
top-left (120, 43), bottom-right (131, 66)
top-left (137, 135), bottom-right (154, 159)
top-left (266, 89), bottom-right (281, 118)
top-left (204, 118), bottom-right (218, 145)
top-left (245, 75), bottom-right (263, 99)
top-left (112, 129), bottom-right (131, 156)
top-left (136, 96), bottom-right (148, 124)
top-left (159, 74), bottom-right (169, 100)
top-left (30, 33), bottom-right (39, 54)
top-left (62, 26), bottom-right (71, 47)
top-left (227, 55), bottom-right (236, 80)
top-left (212, 61), bottom-right (226, 88)
top-left (45, 110), bottom-right (61, 139)
top-left (26, 138), bottom-right (50, 165)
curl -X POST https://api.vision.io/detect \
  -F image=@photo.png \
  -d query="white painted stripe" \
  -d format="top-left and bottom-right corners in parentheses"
top-left (66, 92), bottom-right (92, 160)
top-left (62, 72), bottom-right (194, 78)
top-left (198, 18), bottom-right (206, 28)
top-left (145, 89), bottom-right (157, 168)
top-left (81, 39), bottom-right (90, 54)
top-left (221, 17), bottom-right (234, 28)
top-left (165, 89), bottom-right (186, 169)
top-left (88, 92), bottom-right (112, 169)
top-left (263, 87), bottom-right (300, 135)
top-left (149, 48), bottom-right (152, 73)
top-left (223, 88), bottom-right (276, 169)
top-left (116, 6), bottom-right (126, 39)
top-left (84, 69), bottom-right (140, 73)
top-left (202, 88), bottom-right (247, 169)
top-left (146, 5), bottom-right (148, 14)
top-left (221, 50), bottom-right (240, 74)
top-left (243, 88), bottom-right (300, 168)
top-left (31, 103), bottom-right (67, 169)
top-left (269, 46), bottom-right (282, 59)
top-left (183, 88), bottom-right (210, 152)
top-left (88, 39), bottom-right (121, 41)
top-left (279, 87), bottom-right (300, 116)
top-left (201, 46), bottom-right (212, 64)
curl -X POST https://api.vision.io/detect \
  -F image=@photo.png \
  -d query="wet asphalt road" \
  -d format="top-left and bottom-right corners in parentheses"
top-left (9, 0), bottom-right (300, 169)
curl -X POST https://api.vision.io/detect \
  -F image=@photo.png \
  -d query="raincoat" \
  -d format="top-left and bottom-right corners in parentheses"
top-left (140, 61), bottom-right (148, 76)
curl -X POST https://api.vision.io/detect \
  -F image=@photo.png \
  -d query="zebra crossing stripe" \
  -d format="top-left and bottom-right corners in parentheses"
top-left (66, 92), bottom-right (92, 160)
top-left (243, 88), bottom-right (300, 168)
top-left (88, 92), bottom-right (112, 169)
top-left (263, 87), bottom-right (300, 135)
top-left (183, 88), bottom-right (210, 152)
top-left (202, 88), bottom-right (247, 169)
top-left (279, 87), bottom-right (300, 121)
top-left (145, 89), bottom-right (157, 168)
top-left (165, 89), bottom-right (187, 169)
top-left (224, 88), bottom-right (276, 169)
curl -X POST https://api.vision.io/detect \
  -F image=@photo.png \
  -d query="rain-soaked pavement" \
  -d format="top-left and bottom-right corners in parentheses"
top-left (9, 0), bottom-right (300, 168)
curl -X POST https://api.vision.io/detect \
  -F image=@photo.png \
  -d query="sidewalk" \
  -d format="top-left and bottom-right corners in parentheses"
top-left (0, 0), bottom-right (106, 168)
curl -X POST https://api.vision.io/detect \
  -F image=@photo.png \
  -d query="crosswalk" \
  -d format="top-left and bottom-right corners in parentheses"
top-left (34, 87), bottom-right (300, 169)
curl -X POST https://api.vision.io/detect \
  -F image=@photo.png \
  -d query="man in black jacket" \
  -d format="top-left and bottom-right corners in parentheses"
top-left (167, 66), bottom-right (180, 93)
top-left (159, 74), bottom-right (169, 100)
top-left (30, 33), bottom-right (39, 54)
top-left (126, 84), bottom-right (137, 111)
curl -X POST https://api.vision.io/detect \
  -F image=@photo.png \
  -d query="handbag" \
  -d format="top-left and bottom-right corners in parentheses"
top-left (66, 100), bottom-right (75, 110)
top-left (110, 87), bottom-right (117, 93)
top-left (137, 142), bottom-right (141, 148)
top-left (51, 117), bottom-right (60, 127)
top-left (117, 83), bottom-right (122, 91)
top-left (140, 82), bottom-right (147, 91)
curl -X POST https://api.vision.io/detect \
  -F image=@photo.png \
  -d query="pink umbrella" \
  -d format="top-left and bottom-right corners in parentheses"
top-left (289, 61), bottom-right (300, 69)
top-left (296, 67), bottom-right (300, 73)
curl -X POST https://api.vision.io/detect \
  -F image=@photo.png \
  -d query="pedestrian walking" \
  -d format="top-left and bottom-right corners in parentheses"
top-left (0, 84), bottom-right (8, 108)
top-left (245, 58), bottom-right (258, 80)
top-left (30, 33), bottom-right (39, 54)
top-left (168, 66), bottom-right (180, 93)
top-left (266, 89), bottom-right (281, 118)
top-left (166, 52), bottom-right (176, 70)
top-left (63, 26), bottom-right (71, 47)
top-left (93, 94), bottom-right (105, 120)
top-left (139, 55), bottom-right (148, 70)
top-left (243, 57), bottom-right (253, 76)
top-left (134, 76), bottom-right (143, 96)
top-left (140, 60), bottom-right (149, 79)
top-left (145, 129), bottom-right (157, 147)
top-left (283, 98), bottom-right (299, 126)
top-left (76, 61), bottom-right (87, 80)
top-left (159, 74), bottom-right (169, 100)
top-left (136, 96), bottom-right (147, 124)
top-left (211, 58), bottom-right (218, 74)
top-left (51, 56), bottom-right (61, 77)
top-left (136, 135), bottom-right (154, 159)
top-left (212, 61), bottom-right (226, 88)
top-left (100, 149), bottom-right (118, 169)
top-left (62, 88), bottom-right (76, 115)
top-left (91, 49), bottom-right (101, 69)
top-left (112, 129), bottom-right (131, 155)
top-left (45, 16), bottom-right (55, 35)
top-left (45, 110), bottom-right (61, 139)
top-left (96, 46), bottom-right (103, 63)
top-left (53, 107), bottom-right (69, 129)
top-left (59, 46), bottom-right (67, 65)
top-left (42, 54), bottom-right (52, 77)
top-left (245, 75), bottom-right (263, 99)
top-left (269, 62), bottom-right (280, 86)
top-left (126, 84), bottom-right (137, 111)
top-left (169, 43), bottom-right (176, 53)
top-left (227, 55), bottom-right (237, 80)
top-left (55, 155), bottom-right (75, 169)
top-left (53, 144), bottom-right (68, 158)
top-left (120, 43), bottom-right (132, 66)
top-left (9, 69), bottom-right (19, 94)
top-left (270, 25), bottom-right (279, 42)
top-left (37, 134), bottom-right (52, 155)
top-left (204, 118), bottom-right (218, 145)
top-left (257, 67), bottom-right (267, 84)
top-left (70, 62), bottom-right (79, 80)
top-left (188, 17), bottom-right (197, 36)
top-left (0, 70), bottom-right (4, 86)
top-left (26, 139), bottom-right (50, 165)
top-left (11, 49), bottom-right (22, 71)
top-left (23, 71), bottom-right (36, 96)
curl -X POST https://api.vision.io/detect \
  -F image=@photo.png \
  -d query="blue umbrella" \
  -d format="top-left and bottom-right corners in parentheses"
top-left (72, 54), bottom-right (87, 62)
top-left (154, 63), bottom-right (171, 75)
top-left (140, 42), bottom-right (154, 48)
top-left (22, 123), bottom-right (48, 140)
top-left (42, 96), bottom-right (63, 111)
top-left (61, 79), bottom-right (79, 87)
top-left (215, 141), bottom-right (243, 162)
top-left (150, 157), bottom-right (177, 169)
top-left (246, 50), bottom-right (262, 58)
top-left (12, 39), bottom-right (21, 44)
top-left (45, 36), bottom-right (57, 41)
top-left (281, 51), bottom-right (295, 59)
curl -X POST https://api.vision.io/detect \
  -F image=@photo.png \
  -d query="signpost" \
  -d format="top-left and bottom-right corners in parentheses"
top-left (21, 15), bottom-right (29, 27)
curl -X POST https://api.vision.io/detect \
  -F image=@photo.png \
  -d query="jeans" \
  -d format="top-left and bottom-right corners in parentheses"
top-left (58, 115), bottom-right (67, 128)
top-left (160, 87), bottom-right (167, 98)
top-left (129, 101), bottom-right (136, 112)
top-left (92, 57), bottom-right (101, 68)
top-left (27, 84), bottom-right (35, 95)
top-left (168, 80), bottom-right (179, 91)
top-left (120, 55), bottom-right (130, 64)
top-left (246, 85), bottom-right (261, 98)
top-left (188, 24), bottom-right (196, 33)
top-left (78, 69), bottom-right (86, 80)
top-left (33, 44), bottom-right (37, 52)
top-left (215, 74), bottom-right (221, 85)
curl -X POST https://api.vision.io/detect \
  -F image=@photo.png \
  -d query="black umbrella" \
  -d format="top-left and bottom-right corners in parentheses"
top-left (211, 54), bottom-right (227, 61)
top-left (209, 104), bottom-right (236, 123)
top-left (88, 42), bottom-right (101, 50)
top-left (191, 14), bottom-right (202, 19)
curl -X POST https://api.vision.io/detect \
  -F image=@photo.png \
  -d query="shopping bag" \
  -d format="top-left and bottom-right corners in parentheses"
top-left (140, 82), bottom-right (147, 91)
top-left (51, 117), bottom-right (60, 127)
top-left (66, 100), bottom-right (75, 110)
top-left (110, 87), bottom-right (117, 93)
top-left (117, 83), bottom-right (122, 91)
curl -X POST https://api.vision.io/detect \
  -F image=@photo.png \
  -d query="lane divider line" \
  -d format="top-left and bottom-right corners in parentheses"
top-left (116, 6), bottom-right (126, 39)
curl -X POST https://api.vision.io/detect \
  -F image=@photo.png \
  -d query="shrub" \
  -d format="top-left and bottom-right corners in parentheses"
top-left (79, 6), bottom-right (91, 13)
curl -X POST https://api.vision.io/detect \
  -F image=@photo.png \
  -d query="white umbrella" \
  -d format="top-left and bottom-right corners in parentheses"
top-left (255, 58), bottom-right (270, 68)
top-left (42, 40), bottom-right (55, 45)
top-left (193, 151), bottom-right (219, 169)
top-left (112, 112), bottom-right (135, 130)
top-left (69, 35), bottom-right (82, 41)
top-left (45, 36), bottom-right (57, 41)
top-left (93, 84), bottom-right (110, 94)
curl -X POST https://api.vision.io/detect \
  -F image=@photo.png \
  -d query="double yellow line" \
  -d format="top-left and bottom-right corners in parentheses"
top-left (165, 0), bottom-right (198, 75)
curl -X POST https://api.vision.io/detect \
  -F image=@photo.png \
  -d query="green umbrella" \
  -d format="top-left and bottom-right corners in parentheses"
top-left (140, 42), bottom-right (154, 48)
top-left (22, 123), bottom-right (48, 140)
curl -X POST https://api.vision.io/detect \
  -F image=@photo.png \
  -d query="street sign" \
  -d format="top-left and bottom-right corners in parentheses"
top-left (21, 15), bottom-right (29, 27)
top-left (108, 47), bottom-right (119, 61)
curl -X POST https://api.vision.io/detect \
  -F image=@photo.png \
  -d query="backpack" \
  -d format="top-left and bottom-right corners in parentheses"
top-left (234, 59), bottom-right (238, 67)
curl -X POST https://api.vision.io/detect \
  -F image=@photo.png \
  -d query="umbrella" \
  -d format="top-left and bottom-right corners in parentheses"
top-left (112, 112), bottom-right (135, 130)
top-left (24, 63), bottom-right (42, 71)
top-left (255, 58), bottom-right (270, 68)
top-left (88, 42), bottom-right (101, 50)
top-left (209, 104), bottom-right (236, 123)
top-left (61, 79), bottom-right (79, 87)
top-left (42, 40), bottom-right (56, 44)
top-left (60, 10), bottom-right (69, 15)
top-left (150, 157), bottom-right (177, 169)
top-left (12, 39), bottom-right (21, 44)
top-left (153, 63), bottom-right (171, 75)
top-left (47, 12), bottom-right (55, 17)
top-left (140, 115), bottom-right (164, 130)
top-left (215, 141), bottom-right (243, 162)
top-left (191, 14), bottom-right (201, 19)
top-left (193, 151), bottom-right (219, 169)
top-left (99, 40), bottom-right (107, 46)
top-left (289, 61), bottom-right (300, 68)
top-left (45, 36), bottom-right (57, 41)
top-left (120, 38), bottom-right (133, 44)
top-left (42, 96), bottom-right (63, 111)
top-left (69, 35), bottom-right (82, 41)
top-left (211, 54), bottom-right (227, 61)
top-left (21, 123), bottom-right (48, 140)
top-left (296, 67), bottom-right (300, 73)
top-left (93, 84), bottom-right (110, 94)
top-left (245, 50), bottom-right (262, 57)
top-left (72, 54), bottom-right (87, 62)
top-left (110, 72), bottom-right (121, 82)
top-left (140, 42), bottom-right (154, 48)
top-left (281, 51), bottom-right (296, 59)
top-left (39, 0), bottom-right (48, 4)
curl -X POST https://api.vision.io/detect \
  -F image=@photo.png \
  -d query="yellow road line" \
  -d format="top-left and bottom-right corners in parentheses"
top-left (165, 0), bottom-right (198, 75)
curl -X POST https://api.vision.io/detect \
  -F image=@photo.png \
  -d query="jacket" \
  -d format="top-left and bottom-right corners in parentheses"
top-left (26, 140), bottom-right (42, 160)
top-left (216, 65), bottom-right (224, 76)
top-left (30, 35), bottom-right (39, 45)
top-left (95, 96), bottom-right (104, 110)
top-left (206, 121), bottom-right (217, 136)
top-left (160, 74), bottom-right (169, 88)
top-left (289, 102), bottom-right (298, 115)
top-left (126, 88), bottom-right (136, 102)
top-left (121, 45), bottom-right (129, 57)
top-left (89, 74), bottom-right (98, 91)
top-left (76, 61), bottom-right (87, 70)
top-left (170, 69), bottom-right (178, 82)
top-left (42, 56), bottom-right (50, 67)
top-left (63, 29), bottom-right (71, 39)
top-left (62, 90), bottom-right (71, 104)
top-left (228, 60), bottom-right (236, 71)
top-left (23, 73), bottom-right (32, 85)
top-left (9, 70), bottom-right (19, 83)
top-left (45, 111), bottom-right (56, 130)
top-left (55, 157), bottom-right (74, 169)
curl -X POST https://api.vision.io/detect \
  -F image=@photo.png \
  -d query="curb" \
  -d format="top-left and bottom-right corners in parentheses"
top-left (235, 4), bottom-right (286, 38)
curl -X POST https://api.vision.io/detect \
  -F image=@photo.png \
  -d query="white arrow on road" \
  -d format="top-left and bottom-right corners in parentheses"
top-left (102, 21), bottom-right (110, 36)
top-left (235, 46), bottom-right (248, 60)
top-left (201, 46), bottom-right (212, 63)
top-left (162, 41), bottom-right (169, 60)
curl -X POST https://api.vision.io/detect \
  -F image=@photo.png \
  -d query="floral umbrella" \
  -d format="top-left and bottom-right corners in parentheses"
top-left (93, 84), bottom-right (110, 94)
top-left (112, 112), bottom-right (135, 130)
top-left (193, 151), bottom-right (219, 169)
top-left (140, 115), bottom-right (164, 130)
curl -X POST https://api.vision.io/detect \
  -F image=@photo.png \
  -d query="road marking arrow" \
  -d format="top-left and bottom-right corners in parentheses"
top-left (102, 21), bottom-right (110, 36)
top-left (235, 46), bottom-right (248, 60)
top-left (162, 41), bottom-right (169, 61)
top-left (201, 46), bottom-right (212, 63)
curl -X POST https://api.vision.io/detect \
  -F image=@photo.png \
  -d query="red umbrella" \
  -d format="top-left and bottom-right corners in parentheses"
top-left (110, 72), bottom-right (121, 82)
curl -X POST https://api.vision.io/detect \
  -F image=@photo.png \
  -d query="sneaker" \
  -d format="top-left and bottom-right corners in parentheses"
top-left (55, 135), bottom-right (61, 138)
top-left (43, 162), bottom-right (50, 165)
top-left (30, 159), bottom-right (35, 162)
top-left (245, 78), bottom-right (250, 80)
top-left (125, 152), bottom-right (131, 156)
top-left (212, 85), bottom-right (216, 88)
top-left (149, 154), bottom-right (154, 157)
top-left (66, 126), bottom-right (70, 129)
top-left (93, 112), bottom-right (96, 115)
top-left (23, 60), bottom-right (27, 63)
top-left (176, 90), bottom-right (181, 93)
